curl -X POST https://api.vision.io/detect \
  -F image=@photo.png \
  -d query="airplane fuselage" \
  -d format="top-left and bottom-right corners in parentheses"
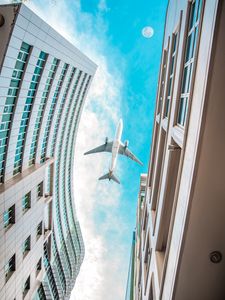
top-left (110, 119), bottom-right (123, 172)
top-left (84, 118), bottom-right (143, 184)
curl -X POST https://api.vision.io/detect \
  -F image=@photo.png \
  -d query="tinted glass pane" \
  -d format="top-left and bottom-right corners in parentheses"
top-left (181, 65), bottom-right (189, 94)
top-left (186, 31), bottom-right (194, 62)
top-left (186, 63), bottom-right (193, 93)
top-left (165, 97), bottom-right (170, 117)
top-left (40, 51), bottom-right (47, 60)
top-left (167, 77), bottom-right (173, 97)
top-left (189, 0), bottom-right (196, 30)
top-left (196, 0), bottom-right (202, 21)
top-left (178, 97), bottom-right (188, 126)
top-left (15, 61), bottom-right (24, 70)
top-left (21, 42), bottom-right (30, 52)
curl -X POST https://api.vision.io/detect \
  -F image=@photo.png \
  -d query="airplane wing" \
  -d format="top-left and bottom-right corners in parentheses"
top-left (118, 143), bottom-right (143, 166)
top-left (84, 141), bottom-right (113, 155)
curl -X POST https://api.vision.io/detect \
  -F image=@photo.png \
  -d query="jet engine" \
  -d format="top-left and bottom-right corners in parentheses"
top-left (105, 137), bottom-right (108, 144)
top-left (124, 140), bottom-right (129, 148)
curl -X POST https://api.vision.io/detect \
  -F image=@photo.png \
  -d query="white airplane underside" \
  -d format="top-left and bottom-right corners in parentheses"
top-left (84, 119), bottom-right (143, 184)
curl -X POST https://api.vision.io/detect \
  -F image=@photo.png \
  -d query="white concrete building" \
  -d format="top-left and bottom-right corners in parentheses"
top-left (130, 0), bottom-right (225, 299)
top-left (0, 3), bottom-right (96, 300)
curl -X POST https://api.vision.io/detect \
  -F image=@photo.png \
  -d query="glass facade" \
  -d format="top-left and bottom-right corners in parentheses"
top-left (51, 72), bottom-right (86, 282)
top-left (52, 233), bottom-right (66, 293)
top-left (13, 51), bottom-right (47, 175)
top-left (43, 242), bottom-right (59, 300)
top-left (53, 73), bottom-right (87, 268)
top-left (177, 0), bottom-right (202, 126)
top-left (0, 42), bottom-right (31, 182)
top-left (66, 75), bottom-right (91, 256)
top-left (29, 58), bottom-right (59, 165)
top-left (0, 8), bottom-right (94, 298)
top-left (50, 67), bottom-right (76, 156)
top-left (40, 63), bottom-right (68, 163)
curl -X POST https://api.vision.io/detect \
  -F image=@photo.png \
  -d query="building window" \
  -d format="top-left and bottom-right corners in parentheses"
top-left (155, 141), bottom-right (181, 283)
top-left (157, 48), bottom-right (168, 115)
top-left (4, 204), bottom-right (15, 229)
top-left (5, 254), bottom-right (16, 282)
top-left (36, 258), bottom-right (42, 276)
top-left (0, 42), bottom-right (31, 183)
top-left (177, 0), bottom-right (203, 126)
top-left (43, 241), bottom-right (59, 298)
top-left (45, 165), bottom-right (51, 195)
top-left (151, 130), bottom-right (166, 212)
top-left (142, 209), bottom-right (149, 249)
top-left (164, 32), bottom-right (178, 118)
top-left (22, 236), bottom-right (31, 257)
top-left (36, 221), bottom-right (43, 239)
top-left (144, 237), bottom-right (151, 288)
top-left (37, 182), bottom-right (43, 199)
top-left (49, 66), bottom-right (76, 159)
top-left (23, 275), bottom-right (30, 299)
top-left (13, 50), bottom-right (47, 175)
top-left (40, 63), bottom-right (68, 163)
top-left (22, 192), bottom-right (31, 212)
top-left (37, 284), bottom-right (46, 299)
top-left (28, 58), bottom-right (59, 166)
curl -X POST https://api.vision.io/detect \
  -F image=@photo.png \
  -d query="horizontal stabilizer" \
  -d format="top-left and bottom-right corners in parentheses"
top-left (111, 174), bottom-right (120, 184)
top-left (99, 173), bottom-right (110, 181)
top-left (98, 172), bottom-right (120, 184)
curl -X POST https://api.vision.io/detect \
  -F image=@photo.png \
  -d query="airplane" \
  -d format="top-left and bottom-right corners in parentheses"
top-left (84, 119), bottom-right (143, 184)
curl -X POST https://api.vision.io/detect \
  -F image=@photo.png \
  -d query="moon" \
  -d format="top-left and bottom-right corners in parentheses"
top-left (142, 26), bottom-right (154, 38)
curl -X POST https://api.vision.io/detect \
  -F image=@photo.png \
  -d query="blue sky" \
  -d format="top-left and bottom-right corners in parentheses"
top-left (78, 0), bottom-right (168, 263)
top-left (21, 0), bottom-right (167, 299)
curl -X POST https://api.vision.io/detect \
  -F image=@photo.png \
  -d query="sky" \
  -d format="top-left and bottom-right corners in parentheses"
top-left (4, 0), bottom-right (167, 298)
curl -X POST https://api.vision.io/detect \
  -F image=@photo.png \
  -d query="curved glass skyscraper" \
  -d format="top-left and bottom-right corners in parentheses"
top-left (0, 3), bottom-right (97, 299)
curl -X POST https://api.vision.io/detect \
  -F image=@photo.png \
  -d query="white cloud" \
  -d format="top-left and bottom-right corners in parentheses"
top-left (72, 36), bottom-right (126, 300)
top-left (26, 1), bottom-right (128, 299)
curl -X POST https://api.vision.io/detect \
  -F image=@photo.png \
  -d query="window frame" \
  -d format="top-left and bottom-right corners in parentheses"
top-left (175, 0), bottom-right (204, 128)
top-left (23, 235), bottom-right (31, 257)
top-left (22, 275), bottom-right (30, 299)
top-left (4, 204), bottom-right (15, 229)
top-left (22, 192), bottom-right (31, 213)
top-left (37, 181), bottom-right (43, 200)
top-left (36, 221), bottom-right (43, 240)
top-left (163, 29), bottom-right (180, 119)
top-left (5, 254), bottom-right (16, 282)
top-left (36, 258), bottom-right (42, 277)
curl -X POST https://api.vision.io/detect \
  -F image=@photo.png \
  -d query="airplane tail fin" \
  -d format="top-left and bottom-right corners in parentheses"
top-left (99, 173), bottom-right (110, 181)
top-left (110, 174), bottom-right (120, 184)
top-left (98, 172), bottom-right (120, 184)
